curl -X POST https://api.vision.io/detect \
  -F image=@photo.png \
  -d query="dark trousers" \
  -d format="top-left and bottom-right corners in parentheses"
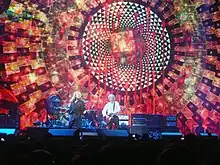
top-left (69, 114), bottom-right (82, 129)
top-left (107, 115), bottom-right (119, 130)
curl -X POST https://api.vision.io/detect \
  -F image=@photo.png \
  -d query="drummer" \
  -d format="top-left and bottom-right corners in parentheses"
top-left (84, 110), bottom-right (97, 127)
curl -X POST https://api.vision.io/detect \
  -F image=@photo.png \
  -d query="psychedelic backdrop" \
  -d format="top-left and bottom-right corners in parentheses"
top-left (0, 0), bottom-right (219, 132)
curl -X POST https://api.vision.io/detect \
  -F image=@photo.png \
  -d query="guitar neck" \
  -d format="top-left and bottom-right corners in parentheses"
top-left (109, 112), bottom-right (119, 116)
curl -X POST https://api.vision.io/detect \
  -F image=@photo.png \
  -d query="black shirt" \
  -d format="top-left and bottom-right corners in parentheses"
top-left (69, 99), bottom-right (85, 115)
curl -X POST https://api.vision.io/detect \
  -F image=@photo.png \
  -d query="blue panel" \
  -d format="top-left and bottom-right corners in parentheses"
top-left (48, 129), bottom-right (76, 136)
top-left (166, 116), bottom-right (177, 121)
top-left (200, 133), bottom-right (217, 137)
top-left (162, 132), bottom-right (182, 136)
top-left (102, 130), bottom-right (129, 137)
top-left (0, 128), bottom-right (16, 135)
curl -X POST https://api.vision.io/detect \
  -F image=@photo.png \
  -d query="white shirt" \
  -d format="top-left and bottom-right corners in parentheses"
top-left (102, 101), bottom-right (120, 117)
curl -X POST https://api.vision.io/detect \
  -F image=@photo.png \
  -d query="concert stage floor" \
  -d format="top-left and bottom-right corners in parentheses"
top-left (0, 128), bottom-right (218, 140)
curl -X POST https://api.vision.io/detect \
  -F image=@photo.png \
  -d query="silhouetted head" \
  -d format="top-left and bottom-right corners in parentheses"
top-left (31, 149), bottom-right (55, 165)
top-left (158, 144), bottom-right (195, 165)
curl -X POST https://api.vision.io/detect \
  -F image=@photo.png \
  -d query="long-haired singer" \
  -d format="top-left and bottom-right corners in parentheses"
top-left (68, 91), bottom-right (86, 128)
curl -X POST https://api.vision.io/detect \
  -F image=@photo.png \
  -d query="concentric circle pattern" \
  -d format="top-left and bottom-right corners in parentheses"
top-left (82, 2), bottom-right (171, 92)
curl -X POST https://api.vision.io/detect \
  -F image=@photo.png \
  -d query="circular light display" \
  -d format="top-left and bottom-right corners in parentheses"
top-left (82, 2), bottom-right (171, 92)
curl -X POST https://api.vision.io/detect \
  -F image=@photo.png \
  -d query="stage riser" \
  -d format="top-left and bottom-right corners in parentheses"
top-left (48, 129), bottom-right (77, 136)
top-left (0, 128), bottom-right (218, 139)
top-left (99, 129), bottom-right (129, 137)
top-left (0, 128), bottom-right (16, 135)
top-left (26, 128), bottom-right (130, 137)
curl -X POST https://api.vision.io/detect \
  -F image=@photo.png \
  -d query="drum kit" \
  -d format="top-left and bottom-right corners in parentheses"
top-left (48, 108), bottom-right (106, 129)
top-left (41, 95), bottom-right (107, 129)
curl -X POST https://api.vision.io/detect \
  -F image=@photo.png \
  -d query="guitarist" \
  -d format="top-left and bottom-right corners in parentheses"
top-left (102, 94), bottom-right (121, 130)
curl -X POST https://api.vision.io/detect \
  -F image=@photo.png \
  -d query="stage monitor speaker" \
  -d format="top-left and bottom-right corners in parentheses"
top-left (101, 129), bottom-right (129, 137)
top-left (74, 128), bottom-right (98, 137)
top-left (48, 129), bottom-right (76, 136)
top-left (26, 128), bottom-right (49, 138)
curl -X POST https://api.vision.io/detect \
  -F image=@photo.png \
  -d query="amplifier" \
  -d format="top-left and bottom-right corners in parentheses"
top-left (146, 115), bottom-right (163, 128)
top-left (118, 114), bottom-right (129, 120)
top-left (131, 114), bottom-right (163, 128)
top-left (131, 114), bottom-right (147, 126)
top-left (119, 120), bottom-right (129, 126)
top-left (118, 115), bottom-right (129, 126)
top-left (164, 115), bottom-right (177, 127)
top-left (0, 113), bottom-right (19, 128)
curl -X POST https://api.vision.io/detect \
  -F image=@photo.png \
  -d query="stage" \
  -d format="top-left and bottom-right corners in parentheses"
top-left (0, 127), bottom-right (218, 140)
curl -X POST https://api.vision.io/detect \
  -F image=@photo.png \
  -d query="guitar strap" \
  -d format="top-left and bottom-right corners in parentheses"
top-left (113, 102), bottom-right (115, 113)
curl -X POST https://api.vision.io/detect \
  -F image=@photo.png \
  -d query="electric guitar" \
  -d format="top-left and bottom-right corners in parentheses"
top-left (105, 112), bottom-right (120, 123)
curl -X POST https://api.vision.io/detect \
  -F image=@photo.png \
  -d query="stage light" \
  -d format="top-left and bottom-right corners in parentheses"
top-left (1, 137), bottom-right (5, 142)
top-left (131, 134), bottom-right (141, 140)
